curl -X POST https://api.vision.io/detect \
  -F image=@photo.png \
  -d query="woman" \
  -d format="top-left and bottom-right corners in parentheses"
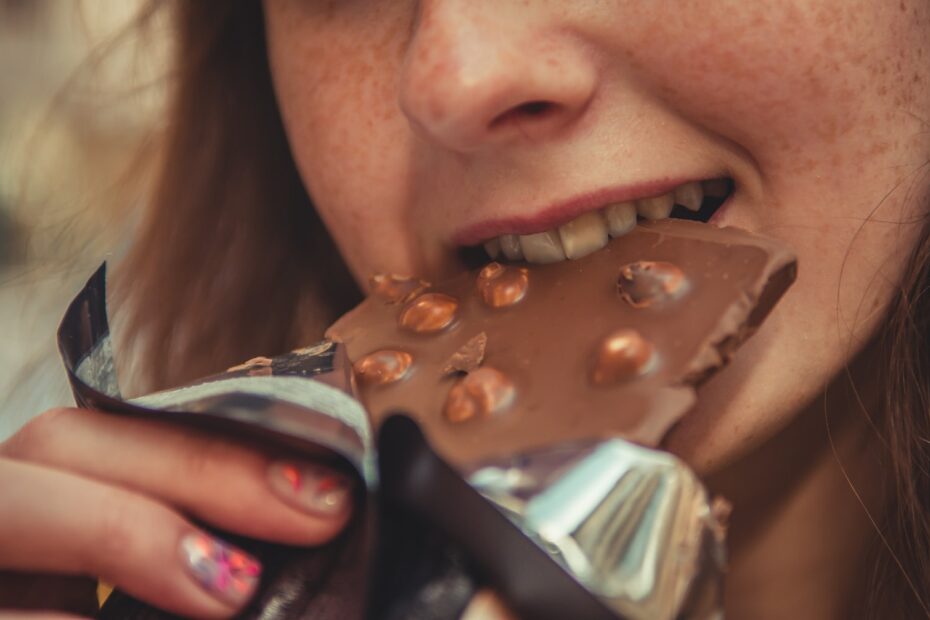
top-left (2, 1), bottom-right (930, 618)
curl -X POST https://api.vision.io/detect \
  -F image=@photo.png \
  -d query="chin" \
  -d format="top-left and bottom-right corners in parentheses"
top-left (660, 314), bottom-right (810, 477)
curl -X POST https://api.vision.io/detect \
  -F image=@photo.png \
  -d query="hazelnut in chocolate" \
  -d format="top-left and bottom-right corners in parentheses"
top-left (398, 293), bottom-right (459, 333)
top-left (477, 263), bottom-right (529, 308)
top-left (590, 328), bottom-right (656, 386)
top-left (354, 350), bottom-right (414, 386)
top-left (444, 367), bottom-right (516, 423)
top-left (327, 219), bottom-right (796, 468)
top-left (369, 273), bottom-right (429, 304)
top-left (617, 260), bottom-right (688, 308)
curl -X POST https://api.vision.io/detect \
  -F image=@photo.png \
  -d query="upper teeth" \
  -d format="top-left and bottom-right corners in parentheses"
top-left (483, 180), bottom-right (714, 264)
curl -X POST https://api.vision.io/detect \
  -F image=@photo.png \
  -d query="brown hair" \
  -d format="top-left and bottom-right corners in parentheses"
top-left (117, 1), bottom-right (358, 392)
top-left (121, 2), bottom-right (930, 617)
top-left (864, 225), bottom-right (930, 617)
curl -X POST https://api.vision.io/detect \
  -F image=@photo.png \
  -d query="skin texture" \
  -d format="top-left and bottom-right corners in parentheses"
top-left (0, 409), bottom-right (354, 618)
top-left (263, 0), bottom-right (930, 617)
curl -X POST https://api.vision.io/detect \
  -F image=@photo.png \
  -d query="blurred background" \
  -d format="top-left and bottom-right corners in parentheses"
top-left (0, 0), bottom-right (168, 437)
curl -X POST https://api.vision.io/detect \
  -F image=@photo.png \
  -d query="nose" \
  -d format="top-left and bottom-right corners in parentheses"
top-left (398, 2), bottom-right (598, 153)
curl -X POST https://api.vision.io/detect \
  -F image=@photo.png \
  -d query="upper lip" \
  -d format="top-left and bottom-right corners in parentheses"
top-left (451, 176), bottom-right (708, 246)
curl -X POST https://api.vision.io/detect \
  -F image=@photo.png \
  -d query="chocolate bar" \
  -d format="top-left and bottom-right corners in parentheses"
top-left (324, 218), bottom-right (794, 619)
top-left (327, 218), bottom-right (797, 467)
top-left (57, 219), bottom-right (796, 620)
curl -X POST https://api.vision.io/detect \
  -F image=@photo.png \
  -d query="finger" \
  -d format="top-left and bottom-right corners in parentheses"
top-left (1, 408), bottom-right (354, 546)
top-left (0, 458), bottom-right (261, 619)
top-left (461, 590), bottom-right (519, 620)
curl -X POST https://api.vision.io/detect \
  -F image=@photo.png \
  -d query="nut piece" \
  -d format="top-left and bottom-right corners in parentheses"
top-left (444, 367), bottom-right (516, 423)
top-left (591, 329), bottom-right (656, 385)
top-left (354, 350), bottom-right (413, 386)
top-left (227, 356), bottom-right (273, 373)
top-left (617, 261), bottom-right (687, 308)
top-left (370, 273), bottom-right (430, 304)
top-left (399, 293), bottom-right (459, 333)
top-left (442, 332), bottom-right (488, 376)
top-left (477, 262), bottom-right (529, 308)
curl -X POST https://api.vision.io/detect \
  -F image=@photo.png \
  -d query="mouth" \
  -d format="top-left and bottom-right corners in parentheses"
top-left (458, 177), bottom-right (734, 267)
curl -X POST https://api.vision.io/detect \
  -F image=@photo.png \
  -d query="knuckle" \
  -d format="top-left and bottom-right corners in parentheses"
top-left (179, 434), bottom-right (243, 481)
top-left (0, 407), bottom-right (74, 460)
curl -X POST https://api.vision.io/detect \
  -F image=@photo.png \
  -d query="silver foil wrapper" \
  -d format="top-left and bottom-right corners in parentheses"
top-left (60, 263), bottom-right (728, 620)
top-left (468, 440), bottom-right (727, 619)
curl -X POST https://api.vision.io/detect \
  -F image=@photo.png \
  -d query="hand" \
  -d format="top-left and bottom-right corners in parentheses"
top-left (0, 407), bottom-right (355, 618)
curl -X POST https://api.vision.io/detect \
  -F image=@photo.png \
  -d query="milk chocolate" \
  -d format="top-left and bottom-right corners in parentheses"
top-left (327, 219), bottom-right (797, 468)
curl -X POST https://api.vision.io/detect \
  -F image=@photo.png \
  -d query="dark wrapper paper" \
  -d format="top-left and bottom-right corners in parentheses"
top-left (54, 264), bottom-right (725, 620)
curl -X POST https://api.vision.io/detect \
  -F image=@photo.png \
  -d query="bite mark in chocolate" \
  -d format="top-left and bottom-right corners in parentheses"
top-left (370, 273), bottom-right (430, 304)
top-left (477, 262), bottom-right (529, 308)
top-left (442, 332), bottom-right (488, 376)
top-left (444, 367), bottom-right (516, 423)
top-left (591, 328), bottom-right (656, 386)
top-left (617, 261), bottom-right (688, 308)
top-left (399, 293), bottom-right (459, 333)
top-left (354, 350), bottom-right (413, 386)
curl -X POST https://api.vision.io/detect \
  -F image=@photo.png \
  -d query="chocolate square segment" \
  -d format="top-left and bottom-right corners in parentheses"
top-left (327, 219), bottom-right (796, 469)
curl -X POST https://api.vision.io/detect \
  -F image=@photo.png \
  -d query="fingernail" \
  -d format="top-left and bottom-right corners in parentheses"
top-left (180, 532), bottom-right (261, 607)
top-left (267, 461), bottom-right (353, 516)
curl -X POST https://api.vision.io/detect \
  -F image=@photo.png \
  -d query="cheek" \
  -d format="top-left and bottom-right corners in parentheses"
top-left (644, 1), bottom-right (930, 467)
top-left (264, 1), bottom-right (418, 280)
top-left (615, 1), bottom-right (930, 178)
top-left (653, 0), bottom-right (930, 333)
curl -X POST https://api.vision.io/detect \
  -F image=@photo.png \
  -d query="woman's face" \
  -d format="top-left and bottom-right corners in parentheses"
top-left (263, 0), bottom-right (930, 473)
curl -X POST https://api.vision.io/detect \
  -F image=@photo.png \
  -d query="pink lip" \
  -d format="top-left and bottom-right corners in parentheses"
top-left (452, 177), bottom-right (701, 246)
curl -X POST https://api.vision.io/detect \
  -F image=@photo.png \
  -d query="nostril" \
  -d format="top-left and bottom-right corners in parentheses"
top-left (519, 101), bottom-right (554, 116)
top-left (489, 100), bottom-right (558, 130)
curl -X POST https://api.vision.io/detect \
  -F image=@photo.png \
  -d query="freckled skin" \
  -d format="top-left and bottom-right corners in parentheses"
top-left (264, 1), bottom-right (930, 615)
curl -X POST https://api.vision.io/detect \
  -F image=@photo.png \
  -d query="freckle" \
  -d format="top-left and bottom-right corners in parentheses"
top-left (870, 141), bottom-right (891, 156)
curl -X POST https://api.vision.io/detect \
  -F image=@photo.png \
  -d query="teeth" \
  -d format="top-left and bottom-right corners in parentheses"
top-left (673, 182), bottom-right (703, 212)
top-left (481, 179), bottom-right (731, 265)
top-left (519, 230), bottom-right (566, 263)
top-left (635, 193), bottom-right (675, 220)
top-left (604, 202), bottom-right (636, 238)
top-left (558, 211), bottom-right (607, 259)
top-left (499, 234), bottom-right (523, 261)
top-left (483, 238), bottom-right (501, 259)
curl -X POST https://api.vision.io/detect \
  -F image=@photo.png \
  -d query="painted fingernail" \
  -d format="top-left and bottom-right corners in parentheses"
top-left (180, 532), bottom-right (261, 607)
top-left (268, 461), bottom-right (353, 516)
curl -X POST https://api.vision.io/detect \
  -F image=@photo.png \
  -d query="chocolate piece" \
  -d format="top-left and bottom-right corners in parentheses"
top-left (617, 260), bottom-right (687, 308)
top-left (354, 350), bottom-right (413, 386)
top-left (590, 328), bottom-right (655, 386)
top-left (444, 367), bottom-right (516, 423)
top-left (370, 273), bottom-right (430, 304)
top-left (327, 219), bottom-right (796, 468)
top-left (442, 332), bottom-right (488, 375)
top-left (477, 263), bottom-right (529, 308)
top-left (398, 293), bottom-right (459, 333)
